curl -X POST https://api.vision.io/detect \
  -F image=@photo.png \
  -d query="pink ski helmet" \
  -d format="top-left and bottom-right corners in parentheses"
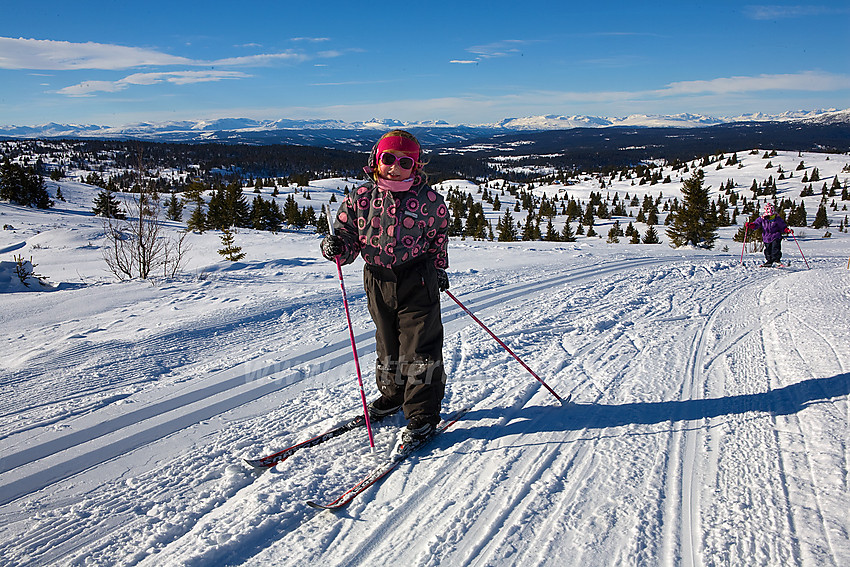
top-left (763, 203), bottom-right (776, 217)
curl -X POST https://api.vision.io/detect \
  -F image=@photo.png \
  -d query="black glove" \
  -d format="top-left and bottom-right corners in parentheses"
top-left (436, 269), bottom-right (450, 291)
top-left (321, 235), bottom-right (345, 260)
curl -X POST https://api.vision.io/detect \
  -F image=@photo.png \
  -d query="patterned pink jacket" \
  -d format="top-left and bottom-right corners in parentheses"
top-left (333, 180), bottom-right (450, 270)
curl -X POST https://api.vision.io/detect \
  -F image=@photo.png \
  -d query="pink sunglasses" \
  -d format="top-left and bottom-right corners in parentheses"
top-left (378, 152), bottom-right (416, 170)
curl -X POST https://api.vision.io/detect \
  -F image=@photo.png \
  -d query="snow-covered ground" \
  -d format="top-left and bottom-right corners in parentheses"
top-left (0, 150), bottom-right (849, 566)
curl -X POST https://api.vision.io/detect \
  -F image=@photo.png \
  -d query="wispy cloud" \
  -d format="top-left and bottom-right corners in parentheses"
top-left (491, 71), bottom-right (850, 109)
top-left (451, 39), bottom-right (539, 64)
top-left (449, 39), bottom-right (540, 65)
top-left (0, 36), bottom-right (329, 71)
top-left (308, 78), bottom-right (401, 87)
top-left (657, 71), bottom-right (850, 95)
top-left (209, 52), bottom-right (310, 66)
top-left (58, 70), bottom-right (249, 96)
top-left (744, 4), bottom-right (850, 20)
top-left (466, 39), bottom-right (531, 59)
top-left (0, 37), bottom-right (194, 70)
top-left (1, 36), bottom-right (344, 97)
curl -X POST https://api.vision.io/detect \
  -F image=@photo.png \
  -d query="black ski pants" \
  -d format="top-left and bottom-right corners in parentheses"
top-left (764, 239), bottom-right (783, 264)
top-left (364, 260), bottom-right (446, 421)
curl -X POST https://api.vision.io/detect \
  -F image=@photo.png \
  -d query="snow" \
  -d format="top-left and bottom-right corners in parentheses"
top-left (1, 148), bottom-right (849, 566)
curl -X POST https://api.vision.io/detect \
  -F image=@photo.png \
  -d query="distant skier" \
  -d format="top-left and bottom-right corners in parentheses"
top-left (746, 203), bottom-right (793, 267)
top-left (320, 130), bottom-right (451, 444)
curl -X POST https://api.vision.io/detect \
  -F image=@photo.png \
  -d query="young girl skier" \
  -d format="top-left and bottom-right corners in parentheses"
top-left (321, 130), bottom-right (451, 444)
top-left (746, 203), bottom-right (793, 267)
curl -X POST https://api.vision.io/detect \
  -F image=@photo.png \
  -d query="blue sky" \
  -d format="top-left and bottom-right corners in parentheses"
top-left (1, 1), bottom-right (849, 126)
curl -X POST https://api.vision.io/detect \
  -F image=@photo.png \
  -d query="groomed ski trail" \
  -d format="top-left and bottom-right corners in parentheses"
top-left (0, 256), bottom-right (660, 565)
top-left (2, 257), bottom-right (848, 567)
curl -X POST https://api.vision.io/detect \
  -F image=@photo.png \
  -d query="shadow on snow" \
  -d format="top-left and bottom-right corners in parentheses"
top-left (457, 372), bottom-right (850, 442)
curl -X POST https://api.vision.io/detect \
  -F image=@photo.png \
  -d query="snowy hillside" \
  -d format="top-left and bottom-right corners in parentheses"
top-left (0, 148), bottom-right (849, 566)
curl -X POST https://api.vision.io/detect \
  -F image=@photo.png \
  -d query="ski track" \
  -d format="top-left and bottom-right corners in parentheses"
top-left (1, 256), bottom-right (848, 566)
top-left (759, 272), bottom-right (849, 566)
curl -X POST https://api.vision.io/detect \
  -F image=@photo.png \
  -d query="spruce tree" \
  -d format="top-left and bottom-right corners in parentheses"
top-left (317, 208), bottom-right (330, 235)
top-left (544, 219), bottom-right (560, 241)
top-left (812, 204), bottom-right (830, 229)
top-left (464, 203), bottom-right (483, 239)
top-left (788, 201), bottom-right (807, 226)
top-left (606, 220), bottom-right (623, 243)
top-left (302, 205), bottom-right (317, 228)
top-left (224, 182), bottom-right (250, 228)
top-left (666, 170), bottom-right (717, 249)
top-left (206, 189), bottom-right (227, 230)
top-left (560, 221), bottom-right (576, 242)
top-left (521, 211), bottom-right (540, 240)
top-left (187, 204), bottom-right (206, 233)
top-left (218, 227), bottom-right (246, 261)
top-left (283, 194), bottom-right (303, 227)
top-left (497, 209), bottom-right (518, 241)
top-left (642, 225), bottom-right (661, 244)
top-left (92, 189), bottom-right (126, 219)
top-left (166, 193), bottom-right (184, 221)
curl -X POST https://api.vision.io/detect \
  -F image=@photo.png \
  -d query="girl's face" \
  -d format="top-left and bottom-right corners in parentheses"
top-left (377, 150), bottom-right (415, 180)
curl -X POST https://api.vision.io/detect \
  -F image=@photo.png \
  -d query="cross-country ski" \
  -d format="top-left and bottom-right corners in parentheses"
top-left (306, 407), bottom-right (472, 511)
top-left (244, 414), bottom-right (367, 469)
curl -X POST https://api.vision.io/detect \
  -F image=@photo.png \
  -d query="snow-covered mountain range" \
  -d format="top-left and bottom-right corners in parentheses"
top-left (2, 109), bottom-right (848, 144)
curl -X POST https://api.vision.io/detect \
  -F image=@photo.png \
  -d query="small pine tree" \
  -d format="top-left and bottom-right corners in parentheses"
top-left (812, 204), bottom-right (830, 229)
top-left (560, 221), bottom-right (576, 242)
top-left (187, 203), bottom-right (206, 233)
top-left (92, 189), bottom-right (126, 219)
top-left (283, 194), bottom-right (304, 227)
top-left (166, 193), bottom-right (184, 221)
top-left (544, 219), bottom-right (560, 241)
top-left (642, 226), bottom-right (661, 244)
top-left (218, 228), bottom-right (246, 261)
top-left (316, 208), bottom-right (330, 235)
top-left (521, 211), bottom-right (541, 241)
top-left (497, 208), bottom-right (518, 241)
top-left (666, 170), bottom-right (717, 249)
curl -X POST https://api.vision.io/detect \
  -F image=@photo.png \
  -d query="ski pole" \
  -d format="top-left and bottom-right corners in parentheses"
top-left (443, 289), bottom-right (569, 405)
top-left (740, 223), bottom-right (749, 265)
top-left (325, 205), bottom-right (375, 450)
top-left (789, 231), bottom-right (810, 269)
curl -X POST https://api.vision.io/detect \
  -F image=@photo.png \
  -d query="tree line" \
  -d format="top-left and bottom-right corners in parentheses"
top-left (0, 157), bottom-right (53, 208)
